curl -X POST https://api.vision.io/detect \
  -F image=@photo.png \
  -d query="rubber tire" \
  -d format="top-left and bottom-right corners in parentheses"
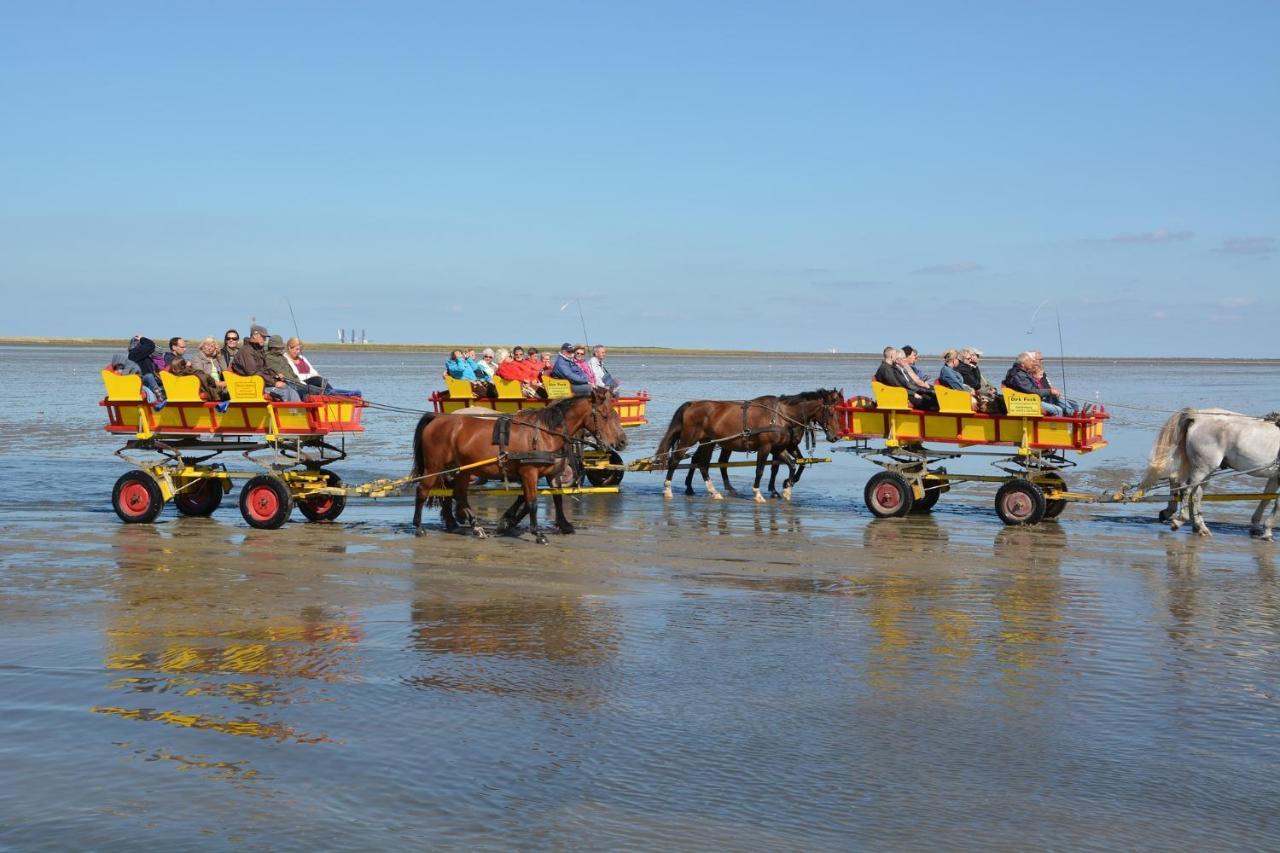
top-left (911, 467), bottom-right (946, 513)
top-left (865, 471), bottom-right (915, 518)
top-left (174, 478), bottom-right (223, 517)
top-left (1036, 473), bottom-right (1067, 520)
top-left (995, 478), bottom-right (1047, 526)
top-left (298, 471), bottom-right (346, 522)
top-left (112, 471), bottom-right (164, 524)
top-left (585, 451), bottom-right (625, 487)
top-left (239, 475), bottom-right (293, 530)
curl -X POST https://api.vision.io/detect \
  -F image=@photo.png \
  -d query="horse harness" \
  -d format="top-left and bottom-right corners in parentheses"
top-left (739, 400), bottom-right (819, 452)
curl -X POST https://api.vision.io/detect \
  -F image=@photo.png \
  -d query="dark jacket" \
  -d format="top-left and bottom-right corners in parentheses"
top-left (128, 337), bottom-right (158, 377)
top-left (1004, 364), bottom-right (1052, 399)
top-left (956, 361), bottom-right (985, 390)
top-left (231, 341), bottom-right (278, 384)
top-left (874, 361), bottom-right (902, 387)
top-left (551, 353), bottom-right (590, 385)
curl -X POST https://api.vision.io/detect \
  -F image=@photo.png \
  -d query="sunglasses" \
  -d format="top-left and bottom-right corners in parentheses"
top-left (225, 336), bottom-right (239, 341)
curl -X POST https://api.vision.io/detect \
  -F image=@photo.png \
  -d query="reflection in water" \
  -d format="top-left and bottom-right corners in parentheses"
top-left (407, 586), bottom-right (619, 704)
top-left (991, 526), bottom-right (1065, 691)
top-left (862, 516), bottom-right (949, 552)
top-left (96, 525), bottom-right (363, 762)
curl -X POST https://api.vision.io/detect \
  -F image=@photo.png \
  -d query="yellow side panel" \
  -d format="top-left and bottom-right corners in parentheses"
top-left (1002, 388), bottom-right (1042, 417)
top-left (275, 407), bottom-right (311, 430)
top-left (544, 378), bottom-right (572, 399)
top-left (851, 411), bottom-right (887, 435)
top-left (923, 415), bottom-right (957, 439)
top-left (227, 374), bottom-right (266, 402)
top-left (492, 377), bottom-right (523, 398)
top-left (998, 419), bottom-right (1028, 443)
top-left (154, 407), bottom-right (186, 430)
top-left (159, 371), bottom-right (204, 403)
top-left (934, 384), bottom-right (972, 414)
top-left (958, 417), bottom-right (997, 443)
top-left (892, 413), bottom-right (922, 439)
top-left (494, 401), bottom-right (521, 413)
top-left (185, 408), bottom-right (216, 431)
top-left (871, 381), bottom-right (910, 411)
top-left (1038, 421), bottom-right (1073, 447)
top-left (102, 369), bottom-right (143, 401)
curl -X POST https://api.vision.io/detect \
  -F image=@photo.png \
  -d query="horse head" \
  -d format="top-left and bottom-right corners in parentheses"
top-left (582, 388), bottom-right (628, 451)
top-left (816, 388), bottom-right (845, 443)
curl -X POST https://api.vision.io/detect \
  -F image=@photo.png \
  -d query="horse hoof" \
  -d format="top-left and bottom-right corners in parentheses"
top-left (710, 492), bottom-right (724, 501)
top-left (414, 526), bottom-right (426, 538)
top-left (1158, 509), bottom-right (1172, 523)
top-left (1169, 520), bottom-right (1182, 531)
top-left (753, 493), bottom-right (767, 504)
top-left (558, 524), bottom-right (576, 535)
top-left (472, 527), bottom-right (488, 539)
top-left (1195, 527), bottom-right (1212, 538)
top-left (535, 533), bottom-right (548, 545)
top-left (684, 488), bottom-right (695, 496)
top-left (782, 488), bottom-right (792, 501)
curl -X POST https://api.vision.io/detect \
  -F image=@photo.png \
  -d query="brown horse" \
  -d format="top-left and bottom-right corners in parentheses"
top-left (411, 389), bottom-right (627, 543)
top-left (655, 389), bottom-right (843, 502)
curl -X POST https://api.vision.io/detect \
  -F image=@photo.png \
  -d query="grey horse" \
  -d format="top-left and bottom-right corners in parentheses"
top-left (1139, 408), bottom-right (1280, 539)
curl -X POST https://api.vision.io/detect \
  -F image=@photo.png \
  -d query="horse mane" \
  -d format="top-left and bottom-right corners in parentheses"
top-left (520, 396), bottom-right (578, 431)
top-left (779, 389), bottom-right (833, 405)
top-left (1263, 411), bottom-right (1280, 426)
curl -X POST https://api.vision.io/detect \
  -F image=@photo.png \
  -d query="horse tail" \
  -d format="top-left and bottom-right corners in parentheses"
top-left (1138, 408), bottom-right (1194, 490)
top-left (655, 402), bottom-right (691, 465)
top-left (411, 411), bottom-right (437, 479)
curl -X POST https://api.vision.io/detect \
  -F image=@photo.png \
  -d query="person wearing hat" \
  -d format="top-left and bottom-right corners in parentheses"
top-left (230, 324), bottom-right (302, 402)
top-left (551, 342), bottom-right (592, 395)
top-left (264, 334), bottom-right (313, 400)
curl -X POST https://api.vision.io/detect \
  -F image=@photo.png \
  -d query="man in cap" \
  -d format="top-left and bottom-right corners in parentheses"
top-left (551, 341), bottom-right (592, 394)
top-left (230, 324), bottom-right (301, 401)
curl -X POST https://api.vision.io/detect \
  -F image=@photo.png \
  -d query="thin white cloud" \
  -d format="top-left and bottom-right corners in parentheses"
top-left (1217, 296), bottom-right (1255, 308)
top-left (817, 279), bottom-right (890, 289)
top-left (1106, 228), bottom-right (1194, 244)
top-left (1218, 236), bottom-right (1276, 255)
top-left (912, 262), bottom-right (983, 275)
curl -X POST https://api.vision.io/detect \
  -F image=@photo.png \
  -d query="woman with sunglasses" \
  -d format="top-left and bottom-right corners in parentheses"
top-left (220, 329), bottom-right (241, 365)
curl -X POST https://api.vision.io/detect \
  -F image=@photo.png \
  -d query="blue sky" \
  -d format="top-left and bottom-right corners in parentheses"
top-left (3, 1), bottom-right (1276, 355)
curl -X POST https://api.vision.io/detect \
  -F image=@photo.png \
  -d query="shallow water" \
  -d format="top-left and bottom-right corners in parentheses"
top-left (2, 346), bottom-right (1279, 849)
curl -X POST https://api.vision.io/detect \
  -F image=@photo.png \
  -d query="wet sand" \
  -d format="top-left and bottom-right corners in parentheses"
top-left (2, 346), bottom-right (1279, 848)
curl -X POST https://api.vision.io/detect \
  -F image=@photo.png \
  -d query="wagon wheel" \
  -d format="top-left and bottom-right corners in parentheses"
top-left (297, 471), bottom-right (346, 522)
top-left (585, 451), bottom-right (625, 487)
top-left (911, 467), bottom-right (947, 513)
top-left (995, 478), bottom-right (1046, 525)
top-left (239, 474), bottom-right (293, 530)
top-left (865, 471), bottom-right (915, 518)
top-left (1036, 472), bottom-right (1068, 520)
top-left (112, 471), bottom-right (164, 524)
top-left (174, 478), bottom-right (223, 517)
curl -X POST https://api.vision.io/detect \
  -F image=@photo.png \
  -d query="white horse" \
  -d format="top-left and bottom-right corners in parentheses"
top-left (1139, 408), bottom-right (1280, 539)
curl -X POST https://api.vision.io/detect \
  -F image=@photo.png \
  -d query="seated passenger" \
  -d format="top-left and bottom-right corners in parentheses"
top-left (475, 348), bottom-right (498, 381)
top-left (1030, 351), bottom-right (1089, 415)
top-left (230, 324), bottom-right (302, 402)
top-left (444, 349), bottom-right (478, 381)
top-left (900, 345), bottom-right (931, 385)
top-left (873, 346), bottom-right (937, 410)
top-left (526, 348), bottom-right (542, 375)
top-left (167, 356), bottom-right (223, 403)
top-left (956, 347), bottom-right (989, 390)
top-left (874, 346), bottom-right (901, 386)
top-left (937, 350), bottom-right (973, 391)
top-left (1004, 351), bottom-right (1071, 416)
top-left (107, 349), bottom-right (161, 407)
top-left (220, 329), bottom-right (241, 366)
top-left (264, 334), bottom-right (314, 400)
top-left (540, 352), bottom-right (553, 376)
top-left (551, 342), bottom-right (592, 395)
top-left (164, 336), bottom-right (187, 367)
top-left (287, 337), bottom-right (361, 397)
top-left (127, 335), bottom-right (166, 404)
top-left (587, 345), bottom-right (620, 391)
top-left (188, 337), bottom-right (229, 399)
top-left (497, 346), bottom-right (544, 398)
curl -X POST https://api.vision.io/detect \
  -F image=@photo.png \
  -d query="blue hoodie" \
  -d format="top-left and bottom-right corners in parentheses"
top-left (445, 356), bottom-right (478, 381)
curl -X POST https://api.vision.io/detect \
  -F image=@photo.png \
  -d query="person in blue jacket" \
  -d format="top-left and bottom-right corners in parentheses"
top-left (550, 342), bottom-right (591, 395)
top-left (444, 349), bottom-right (478, 381)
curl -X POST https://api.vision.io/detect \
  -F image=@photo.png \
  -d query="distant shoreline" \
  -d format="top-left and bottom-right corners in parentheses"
top-left (1, 337), bottom-right (1277, 364)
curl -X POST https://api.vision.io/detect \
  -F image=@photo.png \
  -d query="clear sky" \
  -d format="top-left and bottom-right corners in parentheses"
top-left (3, 1), bottom-right (1276, 356)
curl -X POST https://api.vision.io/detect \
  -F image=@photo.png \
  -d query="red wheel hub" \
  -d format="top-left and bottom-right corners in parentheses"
top-left (246, 486), bottom-right (280, 521)
top-left (118, 482), bottom-right (153, 518)
top-left (303, 496), bottom-right (333, 513)
top-left (1002, 492), bottom-right (1032, 520)
top-left (874, 482), bottom-right (901, 510)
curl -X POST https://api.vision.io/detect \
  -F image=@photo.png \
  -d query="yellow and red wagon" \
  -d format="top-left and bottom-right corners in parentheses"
top-left (101, 368), bottom-right (366, 529)
top-left (837, 381), bottom-right (1110, 524)
top-left (430, 376), bottom-right (650, 486)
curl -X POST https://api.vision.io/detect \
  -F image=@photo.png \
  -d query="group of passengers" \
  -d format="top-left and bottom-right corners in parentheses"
top-left (876, 345), bottom-right (1090, 415)
top-left (444, 342), bottom-right (619, 398)
top-left (108, 324), bottom-right (360, 410)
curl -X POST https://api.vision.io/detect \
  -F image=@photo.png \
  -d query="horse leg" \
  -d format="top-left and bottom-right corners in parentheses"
top-left (1158, 475), bottom-right (1182, 524)
top-left (413, 481), bottom-right (427, 536)
top-left (751, 451), bottom-right (769, 503)
top-left (778, 450), bottom-right (798, 501)
top-left (1188, 477), bottom-right (1211, 537)
top-left (695, 445), bottom-right (722, 500)
top-left (496, 496), bottom-right (527, 536)
top-left (522, 469), bottom-right (547, 544)
top-left (684, 445), bottom-right (703, 495)
top-left (455, 477), bottom-right (486, 538)
top-left (552, 493), bottom-right (574, 534)
top-left (664, 443), bottom-right (689, 499)
top-left (1251, 474), bottom-right (1279, 541)
top-left (718, 447), bottom-right (738, 495)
